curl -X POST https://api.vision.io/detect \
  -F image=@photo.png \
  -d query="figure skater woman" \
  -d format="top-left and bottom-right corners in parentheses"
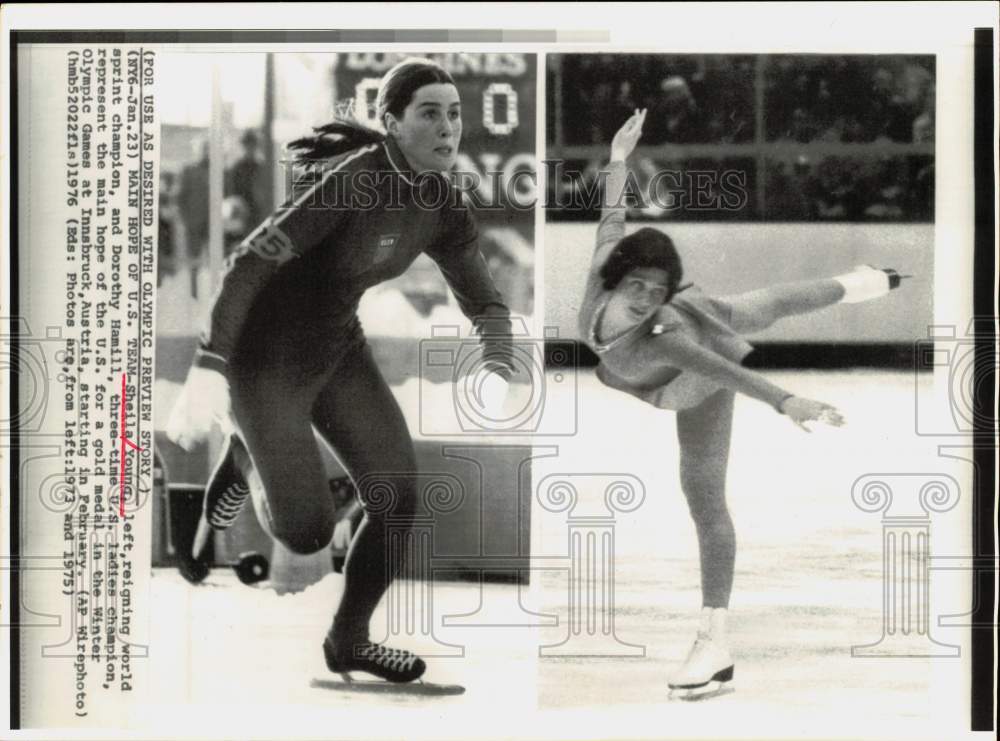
top-left (580, 110), bottom-right (907, 696)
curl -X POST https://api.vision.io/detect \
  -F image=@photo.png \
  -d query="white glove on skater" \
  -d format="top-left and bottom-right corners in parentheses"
top-left (475, 369), bottom-right (510, 426)
top-left (166, 366), bottom-right (233, 451)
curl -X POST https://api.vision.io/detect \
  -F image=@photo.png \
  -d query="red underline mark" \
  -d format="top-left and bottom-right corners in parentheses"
top-left (119, 373), bottom-right (144, 517)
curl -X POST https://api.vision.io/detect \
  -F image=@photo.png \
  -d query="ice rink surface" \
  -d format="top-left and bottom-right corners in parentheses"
top-left (146, 368), bottom-right (973, 740)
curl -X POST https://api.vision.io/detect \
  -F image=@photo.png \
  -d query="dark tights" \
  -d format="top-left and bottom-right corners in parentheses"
top-left (229, 342), bottom-right (417, 646)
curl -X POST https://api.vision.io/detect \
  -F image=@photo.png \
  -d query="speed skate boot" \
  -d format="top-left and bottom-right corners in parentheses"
top-left (204, 435), bottom-right (252, 530)
top-left (191, 435), bottom-right (253, 559)
top-left (668, 607), bottom-right (734, 701)
top-left (323, 634), bottom-right (427, 684)
top-left (834, 264), bottom-right (912, 304)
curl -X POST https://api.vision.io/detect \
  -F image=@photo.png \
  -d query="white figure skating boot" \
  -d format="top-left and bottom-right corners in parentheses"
top-left (668, 607), bottom-right (734, 700)
top-left (834, 264), bottom-right (911, 304)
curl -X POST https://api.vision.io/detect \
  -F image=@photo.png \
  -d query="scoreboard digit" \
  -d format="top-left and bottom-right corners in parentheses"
top-left (482, 82), bottom-right (518, 136)
top-left (352, 77), bottom-right (381, 126)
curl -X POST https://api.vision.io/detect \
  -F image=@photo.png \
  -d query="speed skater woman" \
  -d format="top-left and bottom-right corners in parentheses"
top-left (168, 58), bottom-right (515, 684)
top-left (580, 110), bottom-right (908, 696)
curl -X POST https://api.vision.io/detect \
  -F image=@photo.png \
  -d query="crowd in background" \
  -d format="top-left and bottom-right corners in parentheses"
top-left (556, 55), bottom-right (757, 146)
top-left (549, 54), bottom-right (934, 222)
top-left (158, 130), bottom-right (266, 289)
top-left (764, 153), bottom-right (933, 221)
top-left (763, 55), bottom-right (934, 144)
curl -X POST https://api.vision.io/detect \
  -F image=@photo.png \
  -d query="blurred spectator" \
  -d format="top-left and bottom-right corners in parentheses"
top-left (764, 155), bottom-right (816, 220)
top-left (158, 171), bottom-right (180, 285)
top-left (863, 156), bottom-right (906, 219)
top-left (706, 56), bottom-right (754, 143)
top-left (177, 139), bottom-right (210, 296)
top-left (645, 76), bottom-right (705, 144)
top-left (899, 59), bottom-right (935, 135)
top-left (611, 81), bottom-right (639, 132)
top-left (866, 66), bottom-right (913, 142)
top-left (912, 81), bottom-right (935, 143)
top-left (908, 157), bottom-right (934, 221)
top-left (224, 129), bottom-right (267, 257)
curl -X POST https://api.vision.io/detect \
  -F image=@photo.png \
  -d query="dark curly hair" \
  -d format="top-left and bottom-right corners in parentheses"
top-left (599, 227), bottom-right (684, 302)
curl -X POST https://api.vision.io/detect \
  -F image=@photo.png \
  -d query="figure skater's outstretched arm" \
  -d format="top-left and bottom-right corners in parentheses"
top-left (638, 325), bottom-right (844, 431)
top-left (588, 109), bottom-right (647, 276)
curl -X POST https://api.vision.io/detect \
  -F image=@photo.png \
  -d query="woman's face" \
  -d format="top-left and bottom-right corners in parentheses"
top-left (613, 267), bottom-right (671, 321)
top-left (387, 82), bottom-right (462, 173)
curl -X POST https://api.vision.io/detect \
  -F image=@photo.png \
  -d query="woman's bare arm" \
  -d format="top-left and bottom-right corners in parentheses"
top-left (589, 109), bottom-right (647, 275)
top-left (641, 328), bottom-right (845, 429)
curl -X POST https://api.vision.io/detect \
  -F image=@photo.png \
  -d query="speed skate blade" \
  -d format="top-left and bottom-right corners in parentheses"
top-left (668, 682), bottom-right (735, 702)
top-left (310, 677), bottom-right (465, 697)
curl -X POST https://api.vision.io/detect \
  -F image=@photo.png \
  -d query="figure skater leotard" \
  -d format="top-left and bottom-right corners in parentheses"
top-left (578, 161), bottom-right (789, 413)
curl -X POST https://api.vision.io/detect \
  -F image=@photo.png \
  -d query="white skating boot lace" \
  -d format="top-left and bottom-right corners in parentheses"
top-left (207, 482), bottom-right (250, 529)
top-left (668, 632), bottom-right (734, 690)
